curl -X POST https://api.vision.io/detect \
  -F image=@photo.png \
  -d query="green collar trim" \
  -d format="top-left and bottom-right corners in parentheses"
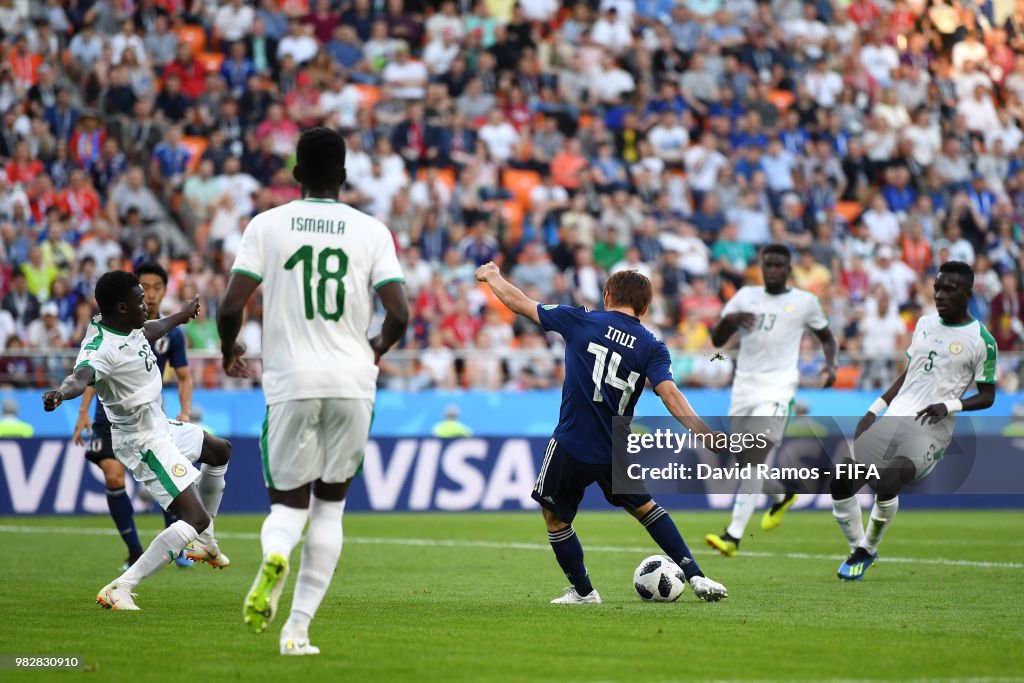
top-left (95, 321), bottom-right (130, 336)
top-left (939, 317), bottom-right (975, 328)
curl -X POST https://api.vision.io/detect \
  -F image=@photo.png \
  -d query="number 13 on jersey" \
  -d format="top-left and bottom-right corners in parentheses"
top-left (587, 342), bottom-right (640, 415)
top-left (284, 245), bottom-right (349, 321)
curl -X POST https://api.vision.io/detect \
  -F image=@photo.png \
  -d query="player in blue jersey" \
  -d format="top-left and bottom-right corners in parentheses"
top-left (73, 262), bottom-right (199, 569)
top-left (476, 263), bottom-right (728, 603)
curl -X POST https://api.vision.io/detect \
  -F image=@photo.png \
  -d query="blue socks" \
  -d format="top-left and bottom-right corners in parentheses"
top-left (548, 526), bottom-right (594, 596)
top-left (639, 505), bottom-right (703, 580)
top-left (106, 487), bottom-right (143, 562)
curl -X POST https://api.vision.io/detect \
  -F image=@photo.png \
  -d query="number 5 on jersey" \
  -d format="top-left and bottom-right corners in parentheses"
top-left (285, 245), bottom-right (349, 321)
top-left (587, 342), bottom-right (640, 415)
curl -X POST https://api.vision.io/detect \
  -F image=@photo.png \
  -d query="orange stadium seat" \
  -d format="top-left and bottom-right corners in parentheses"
top-left (501, 200), bottom-right (524, 243)
top-left (767, 89), bottom-right (794, 112)
top-left (196, 51), bottom-right (225, 73)
top-left (416, 166), bottom-right (456, 191)
top-left (353, 84), bottom-right (381, 110)
top-left (180, 136), bottom-right (208, 172)
top-left (169, 259), bottom-right (188, 281)
top-left (502, 168), bottom-right (541, 211)
top-left (833, 365), bottom-right (860, 389)
top-left (836, 200), bottom-right (862, 224)
top-left (178, 25), bottom-right (206, 55)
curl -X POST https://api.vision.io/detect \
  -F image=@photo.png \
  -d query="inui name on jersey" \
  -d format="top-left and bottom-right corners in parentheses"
top-left (604, 326), bottom-right (637, 349)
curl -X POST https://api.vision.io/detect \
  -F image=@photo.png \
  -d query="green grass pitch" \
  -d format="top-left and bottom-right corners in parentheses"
top-left (3, 510), bottom-right (1023, 682)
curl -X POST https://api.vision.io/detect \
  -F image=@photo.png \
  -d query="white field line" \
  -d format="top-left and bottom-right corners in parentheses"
top-left (0, 524), bottom-right (1021, 570)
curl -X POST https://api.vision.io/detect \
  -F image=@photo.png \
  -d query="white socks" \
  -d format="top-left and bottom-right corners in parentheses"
top-left (726, 477), bottom-right (762, 539)
top-left (118, 520), bottom-right (197, 590)
top-left (261, 503), bottom-right (309, 560)
top-left (860, 496), bottom-right (898, 554)
top-left (195, 464), bottom-right (228, 548)
top-left (198, 464), bottom-right (227, 519)
top-left (287, 498), bottom-right (345, 632)
top-left (832, 495), bottom-right (865, 552)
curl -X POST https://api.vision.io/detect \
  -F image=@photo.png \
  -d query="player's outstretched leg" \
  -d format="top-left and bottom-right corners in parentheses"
top-left (98, 459), bottom-right (144, 568)
top-left (707, 475), bottom-right (763, 557)
top-left (96, 486), bottom-right (209, 611)
top-left (838, 494), bottom-right (898, 581)
top-left (163, 509), bottom-right (194, 568)
top-left (634, 501), bottom-right (727, 602)
top-left (542, 508), bottom-right (600, 604)
top-left (761, 492), bottom-right (798, 531)
top-left (831, 457), bottom-right (870, 580)
top-left (186, 434), bottom-right (232, 569)
top-left (281, 488), bottom-right (347, 655)
top-left (245, 500), bottom-right (309, 633)
top-left (834, 457), bottom-right (908, 580)
top-left (759, 447), bottom-right (797, 531)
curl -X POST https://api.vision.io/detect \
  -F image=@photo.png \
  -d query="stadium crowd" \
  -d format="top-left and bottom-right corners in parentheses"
top-left (0, 0), bottom-right (1023, 392)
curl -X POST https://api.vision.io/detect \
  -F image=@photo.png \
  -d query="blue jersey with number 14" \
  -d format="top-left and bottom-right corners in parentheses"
top-left (537, 304), bottom-right (674, 465)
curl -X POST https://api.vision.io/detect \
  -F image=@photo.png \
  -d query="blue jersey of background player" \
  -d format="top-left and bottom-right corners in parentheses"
top-left (73, 262), bottom-right (195, 567)
top-left (476, 262), bottom-right (729, 604)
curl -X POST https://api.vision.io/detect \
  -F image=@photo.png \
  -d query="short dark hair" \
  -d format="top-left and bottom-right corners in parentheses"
top-left (762, 243), bottom-right (792, 262)
top-left (938, 260), bottom-right (975, 288)
top-left (296, 127), bottom-right (346, 190)
top-left (135, 261), bottom-right (168, 285)
top-left (95, 270), bottom-right (140, 317)
top-left (604, 270), bottom-right (653, 317)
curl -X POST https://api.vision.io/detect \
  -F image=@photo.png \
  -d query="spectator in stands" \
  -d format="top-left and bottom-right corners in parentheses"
top-left (3, 271), bottom-right (39, 333)
top-left (26, 300), bottom-right (68, 350)
top-left (77, 220), bottom-right (122, 274)
top-left (857, 286), bottom-right (908, 389)
top-left (0, 397), bottom-right (33, 436)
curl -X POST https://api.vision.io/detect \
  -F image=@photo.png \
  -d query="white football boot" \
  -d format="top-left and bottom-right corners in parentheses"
top-left (689, 575), bottom-right (728, 602)
top-left (550, 587), bottom-right (602, 604)
top-left (96, 581), bottom-right (140, 611)
top-left (280, 624), bottom-right (321, 656)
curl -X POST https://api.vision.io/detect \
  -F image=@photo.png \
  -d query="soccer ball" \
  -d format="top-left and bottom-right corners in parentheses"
top-left (633, 555), bottom-right (687, 602)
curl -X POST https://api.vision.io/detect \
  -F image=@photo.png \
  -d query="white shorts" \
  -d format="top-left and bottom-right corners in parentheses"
top-left (261, 398), bottom-right (373, 491)
top-left (111, 420), bottom-right (206, 510)
top-left (729, 399), bottom-right (792, 448)
top-left (852, 417), bottom-right (949, 482)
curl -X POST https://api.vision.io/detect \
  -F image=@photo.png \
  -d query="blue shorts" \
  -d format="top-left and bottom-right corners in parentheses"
top-left (531, 439), bottom-right (652, 524)
top-left (85, 419), bottom-right (115, 465)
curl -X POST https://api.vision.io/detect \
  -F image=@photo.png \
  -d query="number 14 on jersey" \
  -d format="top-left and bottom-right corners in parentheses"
top-left (587, 342), bottom-right (640, 416)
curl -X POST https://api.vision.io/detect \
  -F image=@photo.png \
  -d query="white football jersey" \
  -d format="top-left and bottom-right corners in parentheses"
top-left (720, 286), bottom-right (829, 407)
top-left (74, 319), bottom-right (165, 432)
top-left (231, 198), bottom-right (404, 404)
top-left (887, 315), bottom-right (996, 432)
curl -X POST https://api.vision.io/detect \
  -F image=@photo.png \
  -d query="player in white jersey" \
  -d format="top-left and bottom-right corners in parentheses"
top-left (43, 271), bottom-right (233, 610)
top-left (217, 128), bottom-right (408, 655)
top-left (705, 245), bottom-right (838, 557)
top-left (832, 261), bottom-right (996, 580)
